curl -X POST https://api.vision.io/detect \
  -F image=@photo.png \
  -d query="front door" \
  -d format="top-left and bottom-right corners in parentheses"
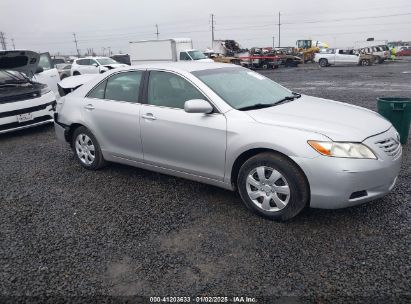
top-left (140, 70), bottom-right (227, 181)
top-left (34, 53), bottom-right (60, 97)
top-left (82, 70), bottom-right (144, 160)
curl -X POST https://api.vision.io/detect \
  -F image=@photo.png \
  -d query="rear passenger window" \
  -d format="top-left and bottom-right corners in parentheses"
top-left (88, 80), bottom-right (106, 99)
top-left (88, 71), bottom-right (142, 103)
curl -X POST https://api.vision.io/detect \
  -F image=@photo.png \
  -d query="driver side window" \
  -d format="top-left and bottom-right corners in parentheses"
top-left (179, 52), bottom-right (191, 61)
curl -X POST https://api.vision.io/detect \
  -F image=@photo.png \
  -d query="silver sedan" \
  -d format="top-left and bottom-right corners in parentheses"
top-left (54, 63), bottom-right (402, 221)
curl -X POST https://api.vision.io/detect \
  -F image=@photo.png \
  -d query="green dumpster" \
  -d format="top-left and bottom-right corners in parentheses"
top-left (377, 97), bottom-right (411, 145)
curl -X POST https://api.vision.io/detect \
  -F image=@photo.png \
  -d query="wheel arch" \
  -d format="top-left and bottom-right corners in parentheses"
top-left (66, 123), bottom-right (85, 145)
top-left (230, 148), bottom-right (310, 197)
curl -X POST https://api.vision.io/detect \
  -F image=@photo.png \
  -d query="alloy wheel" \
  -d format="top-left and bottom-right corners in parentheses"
top-left (246, 166), bottom-right (290, 212)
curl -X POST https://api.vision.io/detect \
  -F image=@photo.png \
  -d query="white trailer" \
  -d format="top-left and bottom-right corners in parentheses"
top-left (129, 38), bottom-right (213, 64)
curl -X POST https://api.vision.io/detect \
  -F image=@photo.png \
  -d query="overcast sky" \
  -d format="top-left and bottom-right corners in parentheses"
top-left (0, 0), bottom-right (410, 55)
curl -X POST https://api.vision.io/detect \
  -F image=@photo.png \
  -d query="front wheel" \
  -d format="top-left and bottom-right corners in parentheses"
top-left (237, 152), bottom-right (309, 221)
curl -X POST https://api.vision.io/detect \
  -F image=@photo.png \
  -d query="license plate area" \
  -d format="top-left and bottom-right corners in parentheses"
top-left (16, 113), bottom-right (33, 123)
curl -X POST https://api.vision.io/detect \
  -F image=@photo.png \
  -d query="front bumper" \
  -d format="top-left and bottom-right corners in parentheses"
top-left (0, 92), bottom-right (55, 134)
top-left (292, 128), bottom-right (402, 209)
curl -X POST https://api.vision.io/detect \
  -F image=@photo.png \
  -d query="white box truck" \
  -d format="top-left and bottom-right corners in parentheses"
top-left (129, 38), bottom-right (213, 64)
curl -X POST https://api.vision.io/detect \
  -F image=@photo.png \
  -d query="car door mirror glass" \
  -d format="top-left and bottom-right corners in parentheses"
top-left (35, 66), bottom-right (44, 74)
top-left (184, 99), bottom-right (213, 114)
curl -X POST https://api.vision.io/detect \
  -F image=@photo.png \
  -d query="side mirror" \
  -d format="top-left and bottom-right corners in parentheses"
top-left (184, 99), bottom-right (213, 114)
top-left (35, 66), bottom-right (44, 74)
top-left (92, 63), bottom-right (98, 67)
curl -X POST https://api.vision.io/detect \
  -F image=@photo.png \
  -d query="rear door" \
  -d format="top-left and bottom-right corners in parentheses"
top-left (140, 70), bottom-right (227, 181)
top-left (82, 70), bottom-right (145, 160)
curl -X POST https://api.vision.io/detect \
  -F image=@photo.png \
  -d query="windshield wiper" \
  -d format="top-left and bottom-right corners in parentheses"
top-left (275, 92), bottom-right (302, 105)
top-left (237, 103), bottom-right (276, 111)
top-left (237, 93), bottom-right (302, 111)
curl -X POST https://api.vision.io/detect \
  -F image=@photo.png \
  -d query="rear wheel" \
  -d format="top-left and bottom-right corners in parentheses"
top-left (319, 58), bottom-right (328, 67)
top-left (72, 127), bottom-right (106, 170)
top-left (360, 59), bottom-right (371, 66)
top-left (237, 152), bottom-right (309, 221)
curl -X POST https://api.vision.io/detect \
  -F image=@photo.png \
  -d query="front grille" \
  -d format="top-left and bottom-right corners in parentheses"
top-left (0, 91), bottom-right (41, 104)
top-left (375, 137), bottom-right (401, 157)
top-left (0, 101), bottom-right (55, 119)
top-left (0, 115), bottom-right (53, 132)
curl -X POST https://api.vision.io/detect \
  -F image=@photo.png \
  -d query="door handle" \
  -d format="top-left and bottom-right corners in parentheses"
top-left (142, 113), bottom-right (156, 120)
top-left (84, 104), bottom-right (95, 110)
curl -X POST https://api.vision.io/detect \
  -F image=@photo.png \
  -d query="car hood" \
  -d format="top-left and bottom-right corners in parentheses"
top-left (0, 50), bottom-right (39, 77)
top-left (245, 95), bottom-right (391, 142)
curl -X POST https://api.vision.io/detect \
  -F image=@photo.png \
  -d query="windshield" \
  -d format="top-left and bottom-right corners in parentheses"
top-left (188, 50), bottom-right (207, 60)
top-left (96, 58), bottom-right (118, 65)
top-left (192, 67), bottom-right (293, 110)
top-left (0, 70), bottom-right (28, 84)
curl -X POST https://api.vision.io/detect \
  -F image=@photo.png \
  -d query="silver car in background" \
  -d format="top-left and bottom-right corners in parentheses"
top-left (54, 63), bottom-right (402, 221)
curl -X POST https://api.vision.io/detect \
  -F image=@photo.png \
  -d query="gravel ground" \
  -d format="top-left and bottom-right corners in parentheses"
top-left (0, 59), bottom-right (410, 302)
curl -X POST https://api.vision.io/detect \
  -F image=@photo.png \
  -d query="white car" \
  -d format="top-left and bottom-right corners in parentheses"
top-left (70, 57), bottom-right (127, 76)
top-left (0, 50), bottom-right (56, 134)
top-left (314, 48), bottom-right (372, 67)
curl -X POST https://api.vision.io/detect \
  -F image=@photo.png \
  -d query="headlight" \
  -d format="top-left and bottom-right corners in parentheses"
top-left (40, 84), bottom-right (51, 95)
top-left (308, 141), bottom-right (377, 159)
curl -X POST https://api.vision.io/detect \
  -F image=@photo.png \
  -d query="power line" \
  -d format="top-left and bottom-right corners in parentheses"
top-left (282, 12), bottom-right (411, 25)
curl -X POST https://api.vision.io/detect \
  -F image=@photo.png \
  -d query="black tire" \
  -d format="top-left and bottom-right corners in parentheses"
top-left (285, 59), bottom-right (292, 67)
top-left (360, 59), bottom-right (370, 66)
top-left (319, 58), bottom-right (328, 67)
top-left (237, 152), bottom-right (309, 221)
top-left (71, 126), bottom-right (106, 170)
top-left (73, 71), bottom-right (81, 76)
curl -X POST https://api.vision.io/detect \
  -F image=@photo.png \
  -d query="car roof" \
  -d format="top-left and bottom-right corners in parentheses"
top-left (124, 62), bottom-right (238, 72)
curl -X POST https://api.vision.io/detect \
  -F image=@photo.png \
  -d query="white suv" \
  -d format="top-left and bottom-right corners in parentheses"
top-left (70, 57), bottom-right (127, 76)
top-left (359, 45), bottom-right (389, 63)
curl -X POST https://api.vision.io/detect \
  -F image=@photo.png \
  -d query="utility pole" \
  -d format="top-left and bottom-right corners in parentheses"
top-left (278, 12), bottom-right (281, 48)
top-left (108, 46), bottom-right (111, 56)
top-left (0, 32), bottom-right (7, 50)
top-left (72, 33), bottom-right (80, 57)
top-left (155, 24), bottom-right (160, 40)
top-left (272, 36), bottom-right (275, 49)
top-left (211, 14), bottom-right (215, 48)
top-left (11, 38), bottom-right (15, 49)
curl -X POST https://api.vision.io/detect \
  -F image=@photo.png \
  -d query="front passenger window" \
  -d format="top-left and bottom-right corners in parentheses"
top-left (147, 71), bottom-right (205, 109)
